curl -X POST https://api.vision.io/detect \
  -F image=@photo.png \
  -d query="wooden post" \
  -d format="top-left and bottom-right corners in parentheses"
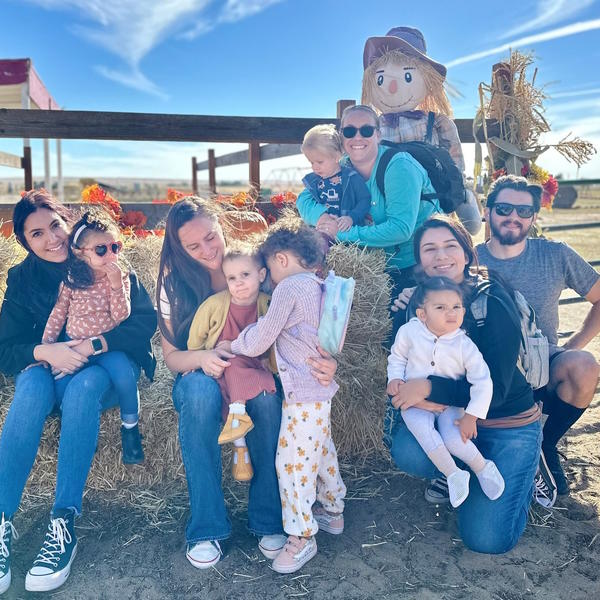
top-left (208, 149), bottom-right (216, 193)
top-left (192, 156), bottom-right (198, 194)
top-left (22, 146), bottom-right (32, 190)
top-left (249, 142), bottom-right (260, 193)
top-left (337, 99), bottom-right (356, 120)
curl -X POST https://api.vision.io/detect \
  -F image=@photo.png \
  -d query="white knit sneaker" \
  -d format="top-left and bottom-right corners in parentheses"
top-left (447, 470), bottom-right (470, 508)
top-left (258, 534), bottom-right (287, 559)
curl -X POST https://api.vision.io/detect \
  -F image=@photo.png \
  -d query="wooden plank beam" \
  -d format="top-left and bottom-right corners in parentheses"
top-left (208, 149), bottom-right (216, 193)
top-left (0, 150), bottom-right (22, 169)
top-left (0, 109), bottom-right (335, 143)
top-left (0, 108), bottom-right (498, 144)
top-left (196, 144), bottom-right (303, 171)
top-left (249, 142), bottom-right (260, 190)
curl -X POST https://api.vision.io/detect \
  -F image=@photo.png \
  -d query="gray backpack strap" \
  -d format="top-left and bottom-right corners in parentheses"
top-left (469, 292), bottom-right (488, 326)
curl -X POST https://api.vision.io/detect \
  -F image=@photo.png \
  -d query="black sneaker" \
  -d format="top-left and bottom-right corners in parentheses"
top-left (121, 424), bottom-right (145, 464)
top-left (533, 450), bottom-right (558, 508)
top-left (424, 476), bottom-right (450, 504)
top-left (25, 509), bottom-right (77, 592)
top-left (542, 445), bottom-right (569, 496)
top-left (0, 513), bottom-right (17, 595)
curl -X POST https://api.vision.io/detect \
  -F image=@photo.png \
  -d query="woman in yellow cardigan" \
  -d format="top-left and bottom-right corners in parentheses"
top-left (187, 244), bottom-right (276, 481)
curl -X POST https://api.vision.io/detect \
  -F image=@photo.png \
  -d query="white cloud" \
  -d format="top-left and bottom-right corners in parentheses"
top-left (550, 86), bottom-right (600, 99)
top-left (22, 0), bottom-right (283, 96)
top-left (499, 0), bottom-right (596, 39)
top-left (446, 18), bottom-right (600, 68)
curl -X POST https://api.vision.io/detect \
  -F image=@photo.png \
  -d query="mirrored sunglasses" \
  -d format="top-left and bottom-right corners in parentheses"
top-left (81, 241), bottom-right (123, 257)
top-left (493, 202), bottom-right (535, 219)
top-left (341, 125), bottom-right (378, 139)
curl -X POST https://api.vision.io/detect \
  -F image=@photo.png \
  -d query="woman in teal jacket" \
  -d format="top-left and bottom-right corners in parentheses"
top-left (297, 104), bottom-right (440, 338)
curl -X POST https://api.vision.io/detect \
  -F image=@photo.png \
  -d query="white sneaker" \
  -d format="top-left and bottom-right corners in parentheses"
top-left (258, 534), bottom-right (287, 559)
top-left (186, 540), bottom-right (222, 569)
top-left (447, 470), bottom-right (470, 508)
top-left (476, 460), bottom-right (505, 501)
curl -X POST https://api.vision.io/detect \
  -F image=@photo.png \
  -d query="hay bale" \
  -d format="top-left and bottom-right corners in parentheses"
top-left (325, 244), bottom-right (392, 458)
top-left (0, 234), bottom-right (392, 515)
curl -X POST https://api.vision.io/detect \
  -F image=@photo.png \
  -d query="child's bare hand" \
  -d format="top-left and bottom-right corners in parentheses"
top-left (103, 262), bottom-right (125, 289)
top-left (456, 413), bottom-right (478, 443)
top-left (216, 340), bottom-right (232, 353)
top-left (336, 216), bottom-right (353, 232)
top-left (386, 378), bottom-right (404, 396)
top-left (391, 286), bottom-right (416, 312)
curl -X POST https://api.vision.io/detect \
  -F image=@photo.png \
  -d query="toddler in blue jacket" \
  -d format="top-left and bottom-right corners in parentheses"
top-left (301, 124), bottom-right (371, 232)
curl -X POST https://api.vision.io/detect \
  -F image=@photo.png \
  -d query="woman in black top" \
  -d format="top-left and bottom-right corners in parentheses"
top-left (387, 215), bottom-right (541, 554)
top-left (0, 190), bottom-right (156, 594)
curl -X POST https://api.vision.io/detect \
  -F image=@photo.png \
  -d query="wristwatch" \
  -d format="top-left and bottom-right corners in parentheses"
top-left (90, 337), bottom-right (103, 356)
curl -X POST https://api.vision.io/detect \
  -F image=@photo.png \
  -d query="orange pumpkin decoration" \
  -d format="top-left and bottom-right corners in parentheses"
top-left (220, 210), bottom-right (268, 241)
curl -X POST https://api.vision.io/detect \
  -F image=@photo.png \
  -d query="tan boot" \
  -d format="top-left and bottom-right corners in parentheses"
top-left (232, 447), bottom-right (254, 481)
top-left (218, 411), bottom-right (254, 445)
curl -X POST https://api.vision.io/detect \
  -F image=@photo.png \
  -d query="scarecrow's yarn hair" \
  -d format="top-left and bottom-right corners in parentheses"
top-left (362, 49), bottom-right (452, 117)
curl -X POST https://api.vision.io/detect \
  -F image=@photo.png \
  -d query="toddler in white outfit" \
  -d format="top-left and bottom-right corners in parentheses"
top-left (387, 277), bottom-right (505, 507)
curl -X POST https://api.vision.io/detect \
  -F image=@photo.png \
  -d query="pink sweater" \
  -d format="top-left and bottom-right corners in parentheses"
top-left (43, 274), bottom-right (131, 342)
top-left (231, 273), bottom-right (338, 404)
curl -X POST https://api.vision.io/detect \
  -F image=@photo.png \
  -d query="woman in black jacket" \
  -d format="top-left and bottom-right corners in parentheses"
top-left (386, 215), bottom-right (542, 555)
top-left (0, 190), bottom-right (156, 594)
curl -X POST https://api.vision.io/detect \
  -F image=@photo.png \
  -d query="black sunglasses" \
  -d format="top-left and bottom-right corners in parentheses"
top-left (80, 241), bottom-right (123, 257)
top-left (493, 202), bottom-right (535, 219)
top-left (341, 125), bottom-right (378, 139)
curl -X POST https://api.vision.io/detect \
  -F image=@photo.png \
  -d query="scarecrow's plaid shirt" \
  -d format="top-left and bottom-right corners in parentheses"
top-left (379, 112), bottom-right (466, 177)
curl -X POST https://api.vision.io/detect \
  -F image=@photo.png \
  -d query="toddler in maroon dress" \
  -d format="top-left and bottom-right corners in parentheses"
top-left (187, 245), bottom-right (276, 481)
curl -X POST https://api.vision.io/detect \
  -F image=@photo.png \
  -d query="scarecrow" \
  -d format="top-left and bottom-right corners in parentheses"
top-left (362, 27), bottom-right (482, 233)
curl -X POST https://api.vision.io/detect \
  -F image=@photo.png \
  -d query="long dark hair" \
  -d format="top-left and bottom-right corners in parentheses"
top-left (66, 209), bottom-right (121, 289)
top-left (157, 196), bottom-right (223, 349)
top-left (13, 189), bottom-right (75, 252)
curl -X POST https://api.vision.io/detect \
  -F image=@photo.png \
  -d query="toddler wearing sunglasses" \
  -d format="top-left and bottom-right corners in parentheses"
top-left (41, 208), bottom-right (144, 465)
top-left (301, 124), bottom-right (371, 233)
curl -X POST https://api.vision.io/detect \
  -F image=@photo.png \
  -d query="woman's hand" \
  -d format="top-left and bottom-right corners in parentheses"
top-left (316, 214), bottom-right (339, 238)
top-left (391, 286), bottom-right (416, 313)
top-left (34, 340), bottom-right (89, 375)
top-left (307, 345), bottom-right (337, 386)
top-left (456, 413), bottom-right (478, 443)
top-left (197, 348), bottom-right (233, 378)
top-left (390, 378), bottom-right (432, 410)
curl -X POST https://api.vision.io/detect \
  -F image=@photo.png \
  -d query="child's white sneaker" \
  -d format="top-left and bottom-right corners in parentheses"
top-left (476, 460), bottom-right (505, 501)
top-left (447, 469), bottom-right (470, 508)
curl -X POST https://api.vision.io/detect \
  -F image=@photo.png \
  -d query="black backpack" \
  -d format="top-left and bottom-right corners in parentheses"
top-left (375, 111), bottom-right (467, 214)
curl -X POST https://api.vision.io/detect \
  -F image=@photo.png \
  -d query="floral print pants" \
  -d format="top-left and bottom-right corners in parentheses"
top-left (276, 399), bottom-right (346, 537)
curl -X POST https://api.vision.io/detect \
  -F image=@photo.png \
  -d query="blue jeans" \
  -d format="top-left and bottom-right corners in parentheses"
top-left (0, 362), bottom-right (138, 517)
top-left (172, 371), bottom-right (283, 544)
top-left (88, 351), bottom-right (140, 423)
top-left (390, 413), bottom-right (542, 554)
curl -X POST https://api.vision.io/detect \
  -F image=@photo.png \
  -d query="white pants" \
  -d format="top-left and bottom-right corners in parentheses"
top-left (276, 399), bottom-right (346, 537)
top-left (402, 405), bottom-right (483, 468)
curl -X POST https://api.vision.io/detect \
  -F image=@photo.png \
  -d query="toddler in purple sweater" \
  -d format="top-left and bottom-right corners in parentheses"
top-left (218, 219), bottom-right (346, 574)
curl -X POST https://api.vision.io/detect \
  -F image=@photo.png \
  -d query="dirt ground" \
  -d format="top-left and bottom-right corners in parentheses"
top-left (4, 205), bottom-right (600, 600)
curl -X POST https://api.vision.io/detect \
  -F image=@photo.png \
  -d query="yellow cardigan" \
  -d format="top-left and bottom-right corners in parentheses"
top-left (187, 290), bottom-right (277, 372)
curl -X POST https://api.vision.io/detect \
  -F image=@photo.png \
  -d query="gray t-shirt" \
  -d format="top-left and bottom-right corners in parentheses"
top-left (476, 239), bottom-right (599, 345)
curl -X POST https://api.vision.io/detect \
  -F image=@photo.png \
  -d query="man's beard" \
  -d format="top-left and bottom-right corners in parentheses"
top-left (490, 217), bottom-right (530, 245)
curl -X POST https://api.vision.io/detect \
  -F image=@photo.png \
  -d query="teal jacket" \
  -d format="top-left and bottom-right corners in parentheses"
top-left (297, 146), bottom-right (440, 269)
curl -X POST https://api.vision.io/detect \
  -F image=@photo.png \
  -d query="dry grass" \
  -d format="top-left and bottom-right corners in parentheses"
top-left (0, 231), bottom-right (392, 518)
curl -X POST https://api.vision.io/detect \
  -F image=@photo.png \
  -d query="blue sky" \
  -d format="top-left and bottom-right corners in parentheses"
top-left (1, 0), bottom-right (600, 185)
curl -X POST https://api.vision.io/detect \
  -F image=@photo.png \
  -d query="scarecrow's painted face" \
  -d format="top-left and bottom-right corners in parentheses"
top-left (371, 58), bottom-right (427, 113)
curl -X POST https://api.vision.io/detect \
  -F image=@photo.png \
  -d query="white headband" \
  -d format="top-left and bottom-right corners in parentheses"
top-left (72, 223), bottom-right (87, 246)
